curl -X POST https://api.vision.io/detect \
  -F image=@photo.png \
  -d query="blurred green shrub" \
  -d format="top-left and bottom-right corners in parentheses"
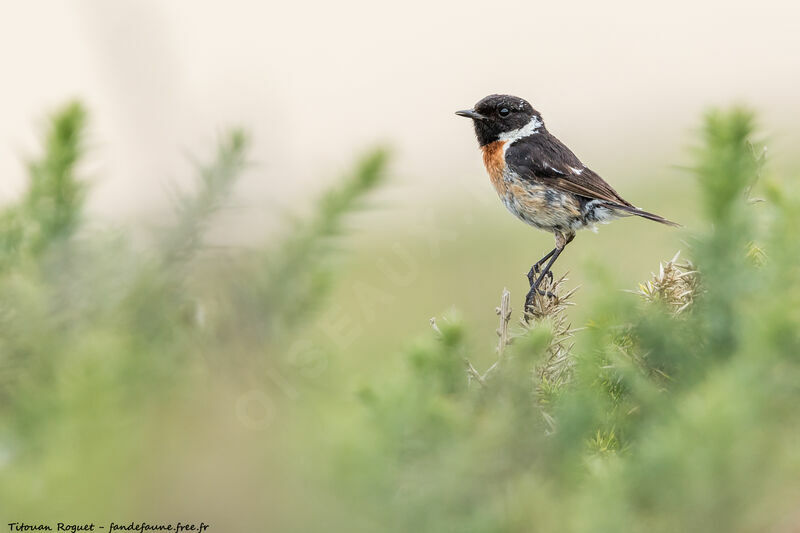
top-left (0, 102), bottom-right (86, 271)
top-left (0, 102), bottom-right (389, 519)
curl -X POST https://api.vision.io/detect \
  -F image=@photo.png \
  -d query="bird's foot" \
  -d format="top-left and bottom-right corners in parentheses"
top-left (524, 285), bottom-right (557, 310)
top-left (527, 263), bottom-right (555, 287)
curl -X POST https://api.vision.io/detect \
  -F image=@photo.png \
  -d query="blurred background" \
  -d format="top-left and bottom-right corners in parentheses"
top-left (2, 1), bottom-right (800, 531)
top-left (3, 0), bottom-right (800, 355)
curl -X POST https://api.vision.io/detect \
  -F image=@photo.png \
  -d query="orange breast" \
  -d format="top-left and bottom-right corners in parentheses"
top-left (480, 140), bottom-right (507, 196)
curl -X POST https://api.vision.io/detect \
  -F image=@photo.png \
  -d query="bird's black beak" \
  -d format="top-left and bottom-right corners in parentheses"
top-left (455, 109), bottom-right (485, 120)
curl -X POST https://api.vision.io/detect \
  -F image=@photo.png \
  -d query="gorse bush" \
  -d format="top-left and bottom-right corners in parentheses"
top-left (1, 102), bottom-right (799, 532)
top-left (0, 102), bottom-right (86, 271)
top-left (0, 102), bottom-right (389, 520)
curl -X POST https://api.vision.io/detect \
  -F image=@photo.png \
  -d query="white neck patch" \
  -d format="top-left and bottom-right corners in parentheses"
top-left (498, 116), bottom-right (542, 143)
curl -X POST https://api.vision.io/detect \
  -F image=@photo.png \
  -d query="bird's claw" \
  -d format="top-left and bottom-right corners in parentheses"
top-left (524, 286), bottom-right (557, 310)
top-left (527, 263), bottom-right (555, 289)
top-left (527, 263), bottom-right (554, 286)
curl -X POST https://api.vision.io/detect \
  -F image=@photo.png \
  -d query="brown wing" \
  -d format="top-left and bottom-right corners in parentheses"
top-left (505, 132), bottom-right (633, 208)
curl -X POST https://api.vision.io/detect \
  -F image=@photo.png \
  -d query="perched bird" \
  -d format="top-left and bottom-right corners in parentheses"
top-left (456, 94), bottom-right (678, 309)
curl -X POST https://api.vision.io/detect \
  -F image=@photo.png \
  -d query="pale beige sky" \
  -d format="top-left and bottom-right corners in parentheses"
top-left (1, 0), bottom-right (798, 224)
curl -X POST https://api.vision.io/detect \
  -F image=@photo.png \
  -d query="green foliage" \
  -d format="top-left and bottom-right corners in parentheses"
top-left (26, 102), bottom-right (87, 245)
top-left (0, 102), bottom-right (390, 520)
top-left (2, 103), bottom-right (800, 532)
top-left (258, 148), bottom-right (390, 337)
top-left (694, 108), bottom-right (760, 223)
top-left (0, 102), bottom-right (86, 271)
top-left (161, 129), bottom-right (249, 264)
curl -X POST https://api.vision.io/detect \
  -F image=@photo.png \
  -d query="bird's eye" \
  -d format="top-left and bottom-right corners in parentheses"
top-left (498, 107), bottom-right (510, 117)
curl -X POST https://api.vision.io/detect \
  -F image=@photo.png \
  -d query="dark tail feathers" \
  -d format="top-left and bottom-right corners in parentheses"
top-left (609, 204), bottom-right (681, 228)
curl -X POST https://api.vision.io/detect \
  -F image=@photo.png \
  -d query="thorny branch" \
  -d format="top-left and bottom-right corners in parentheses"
top-left (525, 273), bottom-right (579, 390)
top-left (455, 275), bottom-right (578, 388)
top-left (429, 252), bottom-right (698, 395)
top-left (634, 251), bottom-right (699, 314)
top-left (478, 289), bottom-right (512, 383)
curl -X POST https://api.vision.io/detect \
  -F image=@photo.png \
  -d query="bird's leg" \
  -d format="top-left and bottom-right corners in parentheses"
top-left (524, 231), bottom-right (574, 309)
top-left (526, 247), bottom-right (564, 303)
top-left (527, 248), bottom-right (556, 287)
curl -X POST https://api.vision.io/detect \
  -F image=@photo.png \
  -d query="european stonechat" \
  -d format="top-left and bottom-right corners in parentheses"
top-left (456, 94), bottom-right (678, 309)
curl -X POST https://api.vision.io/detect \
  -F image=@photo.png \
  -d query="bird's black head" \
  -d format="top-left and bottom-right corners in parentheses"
top-left (456, 94), bottom-right (543, 146)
